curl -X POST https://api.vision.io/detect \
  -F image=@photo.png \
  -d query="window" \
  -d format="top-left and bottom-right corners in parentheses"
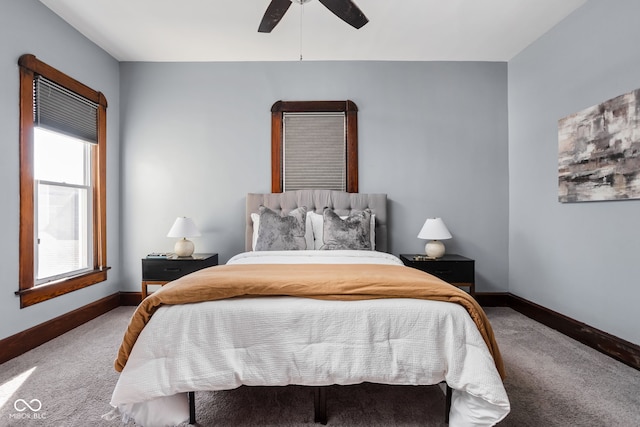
top-left (34, 128), bottom-right (92, 284)
top-left (17, 54), bottom-right (108, 308)
top-left (271, 101), bottom-right (358, 193)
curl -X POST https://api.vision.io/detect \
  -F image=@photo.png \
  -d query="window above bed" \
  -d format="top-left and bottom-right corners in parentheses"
top-left (271, 101), bottom-right (358, 193)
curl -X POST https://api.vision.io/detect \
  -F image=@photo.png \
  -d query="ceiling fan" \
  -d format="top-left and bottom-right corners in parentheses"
top-left (258, 0), bottom-right (368, 33)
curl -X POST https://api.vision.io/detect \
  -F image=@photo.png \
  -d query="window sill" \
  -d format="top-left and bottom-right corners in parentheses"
top-left (16, 267), bottom-right (110, 308)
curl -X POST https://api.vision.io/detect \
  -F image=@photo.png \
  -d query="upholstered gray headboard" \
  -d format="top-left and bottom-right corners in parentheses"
top-left (246, 190), bottom-right (388, 253)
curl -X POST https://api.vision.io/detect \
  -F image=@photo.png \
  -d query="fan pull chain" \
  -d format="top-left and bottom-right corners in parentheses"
top-left (299, 2), bottom-right (304, 61)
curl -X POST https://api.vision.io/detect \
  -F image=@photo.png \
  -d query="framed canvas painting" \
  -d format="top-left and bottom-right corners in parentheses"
top-left (558, 89), bottom-right (640, 202)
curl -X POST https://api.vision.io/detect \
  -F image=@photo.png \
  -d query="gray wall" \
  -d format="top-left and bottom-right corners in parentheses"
top-left (508, 0), bottom-right (640, 344)
top-left (0, 0), bottom-right (121, 340)
top-left (120, 61), bottom-right (509, 293)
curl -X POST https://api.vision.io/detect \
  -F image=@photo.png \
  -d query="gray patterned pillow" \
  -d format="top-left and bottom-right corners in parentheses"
top-left (255, 206), bottom-right (308, 251)
top-left (321, 208), bottom-right (372, 250)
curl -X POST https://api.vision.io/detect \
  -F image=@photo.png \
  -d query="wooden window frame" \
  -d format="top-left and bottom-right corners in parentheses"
top-left (271, 100), bottom-right (358, 193)
top-left (17, 54), bottom-right (108, 308)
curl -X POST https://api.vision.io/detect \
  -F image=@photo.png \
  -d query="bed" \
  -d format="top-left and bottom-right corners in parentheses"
top-left (108, 190), bottom-right (510, 427)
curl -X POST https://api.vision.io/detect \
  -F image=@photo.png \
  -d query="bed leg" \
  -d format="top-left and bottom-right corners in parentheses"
top-left (188, 391), bottom-right (196, 425)
top-left (445, 384), bottom-right (452, 424)
top-left (313, 387), bottom-right (327, 425)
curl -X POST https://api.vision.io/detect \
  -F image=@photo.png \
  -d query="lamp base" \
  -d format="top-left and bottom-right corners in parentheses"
top-left (425, 240), bottom-right (445, 258)
top-left (174, 238), bottom-right (195, 257)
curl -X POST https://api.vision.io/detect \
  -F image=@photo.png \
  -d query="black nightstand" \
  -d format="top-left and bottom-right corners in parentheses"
top-left (141, 253), bottom-right (218, 299)
top-left (399, 254), bottom-right (475, 296)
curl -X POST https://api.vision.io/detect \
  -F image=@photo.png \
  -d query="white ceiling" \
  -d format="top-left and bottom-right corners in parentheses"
top-left (39, 0), bottom-right (587, 62)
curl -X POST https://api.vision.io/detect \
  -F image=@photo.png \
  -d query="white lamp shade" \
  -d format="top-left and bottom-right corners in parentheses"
top-left (418, 218), bottom-right (452, 258)
top-left (167, 217), bottom-right (201, 238)
top-left (417, 218), bottom-right (452, 240)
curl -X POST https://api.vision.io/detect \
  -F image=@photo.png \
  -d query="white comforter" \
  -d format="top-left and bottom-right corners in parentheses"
top-left (109, 251), bottom-right (509, 426)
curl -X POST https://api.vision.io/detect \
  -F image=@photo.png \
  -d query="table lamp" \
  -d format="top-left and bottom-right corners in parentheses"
top-left (167, 217), bottom-right (201, 257)
top-left (417, 217), bottom-right (452, 259)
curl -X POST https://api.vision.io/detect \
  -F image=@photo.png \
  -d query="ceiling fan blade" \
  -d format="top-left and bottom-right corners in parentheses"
top-left (258, 0), bottom-right (293, 33)
top-left (318, 0), bottom-right (368, 29)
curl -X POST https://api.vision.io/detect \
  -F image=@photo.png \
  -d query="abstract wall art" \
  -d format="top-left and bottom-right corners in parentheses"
top-left (558, 88), bottom-right (640, 202)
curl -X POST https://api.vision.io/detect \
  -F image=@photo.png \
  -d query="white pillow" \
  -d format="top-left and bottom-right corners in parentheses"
top-left (251, 211), bottom-right (314, 250)
top-left (308, 211), bottom-right (376, 250)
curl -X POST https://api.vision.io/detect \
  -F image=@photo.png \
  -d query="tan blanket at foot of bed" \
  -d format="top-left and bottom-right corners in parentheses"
top-left (115, 264), bottom-right (505, 378)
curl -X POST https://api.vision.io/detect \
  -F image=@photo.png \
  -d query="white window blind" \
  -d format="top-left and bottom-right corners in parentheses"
top-left (283, 112), bottom-right (346, 191)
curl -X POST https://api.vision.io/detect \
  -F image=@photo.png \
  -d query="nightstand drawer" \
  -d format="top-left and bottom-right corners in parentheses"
top-left (142, 254), bottom-right (218, 281)
top-left (399, 254), bottom-right (475, 296)
top-left (417, 261), bottom-right (474, 283)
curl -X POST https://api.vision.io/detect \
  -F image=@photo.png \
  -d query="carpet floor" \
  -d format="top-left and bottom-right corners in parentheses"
top-left (0, 306), bottom-right (638, 426)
